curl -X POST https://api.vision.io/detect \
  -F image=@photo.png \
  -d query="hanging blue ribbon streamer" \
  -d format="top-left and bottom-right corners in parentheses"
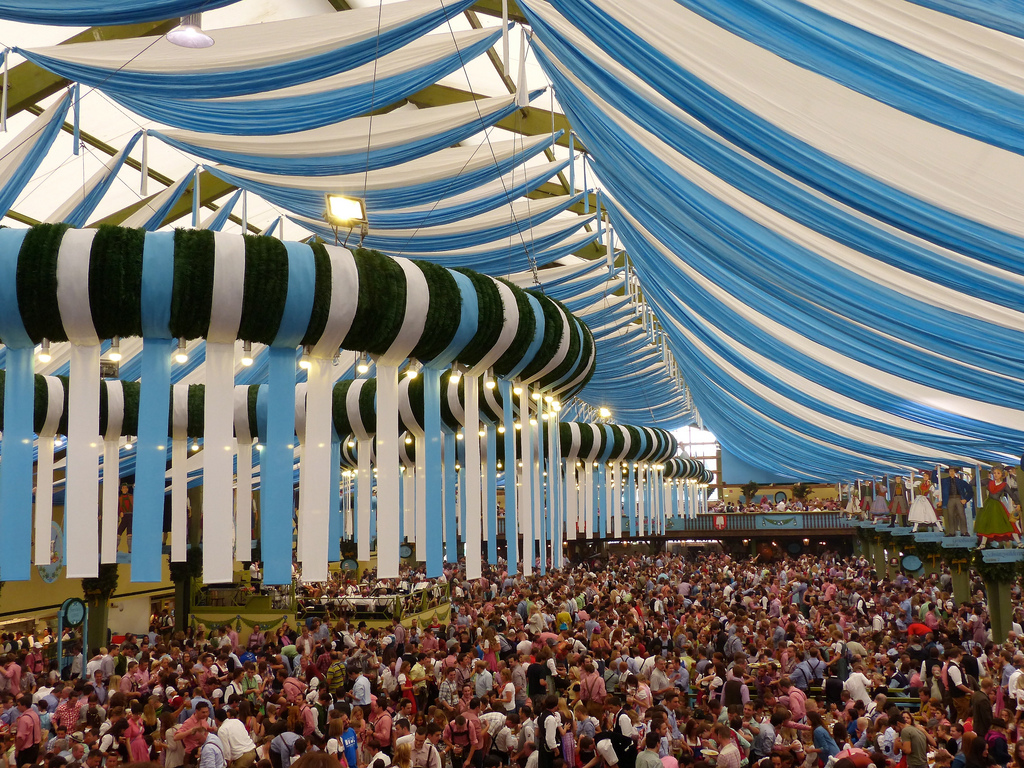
top-left (0, 229), bottom-right (33, 581)
top-left (423, 370), bottom-right (443, 577)
top-left (444, 432), bottom-right (458, 563)
top-left (133, 232), bottom-right (175, 581)
top-left (672, 480), bottom-right (679, 520)
top-left (262, 242), bottom-right (315, 585)
top-left (500, 379), bottom-right (518, 575)
top-left (537, 416), bottom-right (546, 576)
top-left (569, 133), bottom-right (575, 193)
top-left (627, 463), bottom-right (637, 537)
top-left (329, 428), bottom-right (341, 562)
top-left (398, 469), bottom-right (405, 543)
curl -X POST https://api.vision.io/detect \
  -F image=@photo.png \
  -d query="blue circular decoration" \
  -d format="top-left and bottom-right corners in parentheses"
top-left (902, 554), bottom-right (923, 573)
top-left (63, 598), bottom-right (87, 627)
top-left (37, 521), bottom-right (65, 584)
top-left (787, 542), bottom-right (802, 554)
top-left (399, 544), bottom-right (413, 559)
top-left (341, 558), bottom-right (358, 571)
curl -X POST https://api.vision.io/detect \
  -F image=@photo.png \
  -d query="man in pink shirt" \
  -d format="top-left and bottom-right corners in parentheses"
top-left (15, 694), bottom-right (42, 766)
top-left (779, 677), bottom-right (807, 722)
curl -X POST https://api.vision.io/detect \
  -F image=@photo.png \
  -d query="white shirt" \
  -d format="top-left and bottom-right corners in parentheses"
top-left (844, 672), bottom-right (872, 706)
top-left (217, 719), bottom-right (256, 761)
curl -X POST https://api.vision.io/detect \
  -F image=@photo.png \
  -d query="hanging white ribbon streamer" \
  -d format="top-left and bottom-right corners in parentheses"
top-left (101, 380), bottom-right (124, 564)
top-left (57, 228), bottom-right (101, 578)
top-left (612, 460), bottom-right (622, 538)
top-left (204, 233), bottom-right (244, 583)
top-left (301, 364), bottom-right (333, 583)
top-left (415, 434), bottom-right (426, 562)
top-left (516, 26), bottom-right (530, 107)
top-left (171, 384), bottom-right (189, 561)
top-left (294, 381), bottom-right (308, 567)
top-left (566, 461), bottom-right (577, 541)
top-left (233, 386), bottom-right (252, 562)
top-left (140, 129), bottom-right (148, 196)
top-left (501, 0), bottom-right (509, 75)
top-left (376, 258), bottom-right (429, 579)
top-left (357, 437), bottom-right (372, 561)
top-left (34, 376), bottom-right (64, 566)
top-left (464, 374), bottom-right (482, 580)
top-left (312, 245), bottom-right (359, 357)
top-left (1, 49), bottom-right (8, 133)
top-left (403, 461), bottom-right (414, 545)
top-left (518, 386), bottom-right (533, 576)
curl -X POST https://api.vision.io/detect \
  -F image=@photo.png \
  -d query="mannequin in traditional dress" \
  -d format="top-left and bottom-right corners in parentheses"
top-left (845, 485), bottom-right (861, 519)
top-left (941, 467), bottom-right (971, 537)
top-left (889, 477), bottom-right (909, 527)
top-left (908, 475), bottom-right (940, 532)
top-left (869, 483), bottom-right (888, 520)
top-left (975, 463), bottom-right (1022, 548)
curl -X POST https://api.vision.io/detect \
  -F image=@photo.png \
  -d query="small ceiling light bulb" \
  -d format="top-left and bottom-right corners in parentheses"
top-left (299, 345), bottom-right (312, 370)
top-left (513, 386), bottom-right (523, 395)
top-left (37, 339), bottom-right (52, 364)
top-left (241, 340), bottom-right (254, 367)
top-left (455, 432), bottom-right (463, 441)
top-left (497, 426), bottom-right (506, 434)
top-left (174, 338), bottom-right (189, 364)
top-left (124, 440), bottom-right (134, 450)
top-left (529, 418), bottom-right (538, 426)
top-left (405, 436), bottom-right (413, 445)
top-left (541, 413), bottom-right (549, 420)
top-left (347, 440), bottom-right (355, 448)
top-left (544, 395), bottom-right (553, 403)
top-left (190, 439), bottom-right (200, 452)
top-left (449, 364), bottom-right (462, 382)
top-left (514, 422), bottom-right (522, 430)
top-left (108, 336), bottom-right (122, 362)
top-left (478, 429), bottom-right (486, 437)
top-left (356, 353), bottom-right (370, 375)
top-left (531, 392), bottom-right (542, 401)
top-left (598, 407), bottom-right (611, 419)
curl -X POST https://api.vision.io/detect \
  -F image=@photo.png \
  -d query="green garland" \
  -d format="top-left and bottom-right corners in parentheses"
top-left (493, 278), bottom-right (537, 377)
top-left (410, 260), bottom-right (461, 361)
top-left (236, 234), bottom-right (289, 343)
top-left (517, 289), bottom-right (564, 382)
top-left (451, 269), bottom-right (502, 369)
top-left (346, 248), bottom-right (406, 354)
top-left (7, 224), bottom-right (594, 392)
top-left (299, 242), bottom-right (333, 348)
top-left (972, 550), bottom-right (1022, 584)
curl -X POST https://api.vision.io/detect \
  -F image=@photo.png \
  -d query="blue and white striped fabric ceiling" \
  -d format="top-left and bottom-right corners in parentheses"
top-left (519, 0), bottom-right (1024, 477)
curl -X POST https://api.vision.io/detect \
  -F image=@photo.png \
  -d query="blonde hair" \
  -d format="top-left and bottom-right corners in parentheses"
top-left (393, 743), bottom-right (412, 768)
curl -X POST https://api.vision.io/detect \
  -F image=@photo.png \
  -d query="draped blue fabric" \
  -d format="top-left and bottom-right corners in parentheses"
top-left (369, 160), bottom-right (569, 229)
top-left (203, 189), bottom-right (242, 232)
top-left (319, 195), bottom-right (583, 253)
top-left (0, 93), bottom-right (71, 218)
top-left (136, 168), bottom-right (197, 232)
top-left (206, 133), bottom-right (558, 214)
top-left (0, 0), bottom-right (237, 25)
top-left (59, 132), bottom-right (141, 227)
top-left (519, 1), bottom-right (1024, 473)
top-left (102, 29), bottom-right (503, 135)
top-left (672, 0), bottom-right (1024, 156)
top-left (17, 0), bottom-right (477, 99)
top-left (527, 7), bottom-right (1024, 276)
top-left (903, 0), bottom-right (1024, 39)
top-left (151, 94), bottom-right (537, 176)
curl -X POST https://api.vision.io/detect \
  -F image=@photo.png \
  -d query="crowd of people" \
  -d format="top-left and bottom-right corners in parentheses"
top-left (1, 551), bottom-right (1023, 768)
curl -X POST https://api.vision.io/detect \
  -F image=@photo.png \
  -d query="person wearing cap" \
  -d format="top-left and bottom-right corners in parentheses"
top-left (214, 708), bottom-right (257, 768)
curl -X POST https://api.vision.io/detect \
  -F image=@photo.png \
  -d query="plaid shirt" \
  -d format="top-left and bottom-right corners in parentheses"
top-left (54, 699), bottom-right (83, 732)
top-left (439, 679), bottom-right (460, 710)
